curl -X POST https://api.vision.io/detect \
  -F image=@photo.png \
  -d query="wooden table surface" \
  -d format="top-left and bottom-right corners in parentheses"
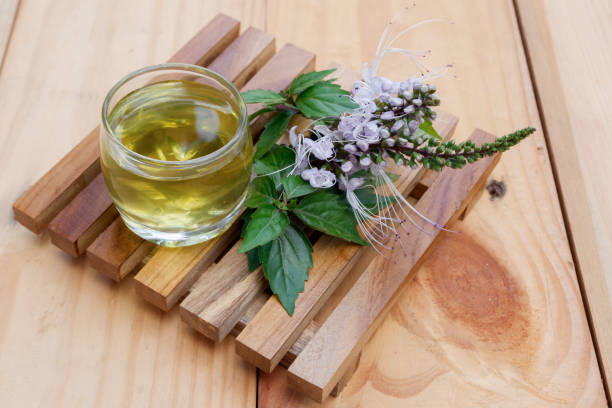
top-left (0, 1), bottom-right (609, 407)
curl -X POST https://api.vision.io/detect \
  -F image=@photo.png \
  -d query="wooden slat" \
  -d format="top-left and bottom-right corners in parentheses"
top-left (234, 111), bottom-right (458, 373)
top-left (515, 0), bottom-right (612, 394)
top-left (134, 43), bottom-right (316, 310)
top-left (47, 175), bottom-right (117, 257)
top-left (86, 217), bottom-right (155, 281)
top-left (11, 13), bottom-right (240, 234)
top-left (87, 43), bottom-right (315, 280)
top-left (47, 26), bottom-right (273, 257)
top-left (287, 130), bottom-right (500, 402)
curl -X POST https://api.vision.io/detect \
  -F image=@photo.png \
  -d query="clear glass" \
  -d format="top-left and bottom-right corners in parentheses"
top-left (101, 63), bottom-right (252, 247)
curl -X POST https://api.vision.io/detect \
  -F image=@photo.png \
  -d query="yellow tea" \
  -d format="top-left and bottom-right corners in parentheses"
top-left (101, 79), bottom-right (252, 241)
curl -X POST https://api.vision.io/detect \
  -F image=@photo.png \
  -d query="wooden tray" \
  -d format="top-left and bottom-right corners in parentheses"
top-left (12, 13), bottom-right (501, 403)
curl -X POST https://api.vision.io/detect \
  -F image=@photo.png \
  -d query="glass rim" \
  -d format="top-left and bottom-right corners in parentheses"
top-left (101, 63), bottom-right (248, 169)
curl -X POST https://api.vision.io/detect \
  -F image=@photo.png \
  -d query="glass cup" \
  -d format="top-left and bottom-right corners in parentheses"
top-left (101, 63), bottom-right (252, 247)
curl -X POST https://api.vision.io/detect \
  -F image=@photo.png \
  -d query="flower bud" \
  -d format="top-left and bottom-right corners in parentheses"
top-left (356, 140), bottom-right (369, 151)
top-left (360, 156), bottom-right (372, 167)
top-left (379, 128), bottom-right (390, 139)
top-left (420, 85), bottom-right (429, 93)
top-left (344, 143), bottom-right (357, 154)
top-left (380, 111), bottom-right (394, 120)
top-left (390, 120), bottom-right (404, 133)
top-left (384, 138), bottom-right (395, 147)
top-left (389, 97), bottom-right (404, 107)
top-left (402, 89), bottom-right (414, 100)
top-left (412, 98), bottom-right (422, 107)
top-left (403, 105), bottom-right (415, 114)
top-left (341, 161), bottom-right (354, 173)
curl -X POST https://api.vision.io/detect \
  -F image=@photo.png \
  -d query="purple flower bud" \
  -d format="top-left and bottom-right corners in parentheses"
top-left (389, 97), bottom-right (404, 107)
top-left (390, 120), bottom-right (404, 133)
top-left (429, 84), bottom-right (437, 92)
top-left (384, 138), bottom-right (395, 147)
top-left (344, 143), bottom-right (357, 154)
top-left (356, 140), bottom-right (369, 151)
top-left (378, 93), bottom-right (390, 103)
top-left (379, 128), bottom-right (390, 139)
top-left (403, 105), bottom-right (415, 114)
top-left (341, 161), bottom-right (353, 173)
top-left (402, 89), bottom-right (414, 100)
top-left (408, 119), bottom-right (419, 131)
top-left (380, 111), bottom-right (394, 120)
top-left (399, 80), bottom-right (411, 91)
top-left (420, 85), bottom-right (429, 93)
top-left (380, 77), bottom-right (393, 92)
top-left (360, 156), bottom-right (372, 167)
top-left (399, 138), bottom-right (409, 146)
top-left (390, 81), bottom-right (400, 94)
top-left (412, 98), bottom-right (422, 107)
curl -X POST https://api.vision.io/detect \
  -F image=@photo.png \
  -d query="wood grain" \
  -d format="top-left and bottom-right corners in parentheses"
top-left (0, 0), bottom-right (19, 68)
top-left (259, 0), bottom-right (606, 406)
top-left (47, 173), bottom-right (117, 257)
top-left (11, 13), bottom-right (240, 234)
top-left (1, 3), bottom-right (269, 406)
top-left (515, 0), bottom-right (612, 394)
top-left (88, 43), bottom-right (315, 281)
top-left (87, 217), bottom-right (155, 281)
top-left (288, 130), bottom-right (500, 401)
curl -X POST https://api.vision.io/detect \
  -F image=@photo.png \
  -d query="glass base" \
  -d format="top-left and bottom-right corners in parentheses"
top-left (119, 198), bottom-right (245, 247)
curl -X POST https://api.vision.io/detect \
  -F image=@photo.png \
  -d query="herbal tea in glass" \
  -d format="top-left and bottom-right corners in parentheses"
top-left (101, 64), bottom-right (252, 247)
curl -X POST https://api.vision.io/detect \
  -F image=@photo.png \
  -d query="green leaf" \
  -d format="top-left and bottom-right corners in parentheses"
top-left (293, 190), bottom-right (367, 245)
top-left (353, 187), bottom-right (396, 214)
top-left (255, 111), bottom-right (294, 159)
top-left (245, 176), bottom-right (277, 208)
top-left (295, 82), bottom-right (358, 119)
top-left (239, 205), bottom-right (289, 252)
top-left (242, 89), bottom-right (286, 105)
top-left (248, 106), bottom-right (275, 122)
top-left (259, 224), bottom-right (313, 315)
top-left (419, 119), bottom-right (440, 140)
top-left (240, 209), bottom-right (254, 238)
top-left (282, 175), bottom-right (315, 199)
top-left (254, 145), bottom-right (296, 188)
top-left (247, 248), bottom-right (261, 271)
top-left (288, 68), bottom-right (336, 95)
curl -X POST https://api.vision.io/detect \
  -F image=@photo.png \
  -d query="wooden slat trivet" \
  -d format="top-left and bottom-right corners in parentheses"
top-left (12, 14), bottom-right (505, 402)
top-left (12, 14), bottom-right (240, 234)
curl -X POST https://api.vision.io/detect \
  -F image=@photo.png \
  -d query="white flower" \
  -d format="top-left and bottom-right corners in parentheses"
top-left (344, 143), bottom-right (358, 154)
top-left (310, 137), bottom-right (335, 160)
top-left (360, 156), bottom-right (372, 167)
top-left (349, 177), bottom-right (365, 189)
top-left (356, 140), bottom-right (369, 151)
top-left (305, 168), bottom-right (336, 188)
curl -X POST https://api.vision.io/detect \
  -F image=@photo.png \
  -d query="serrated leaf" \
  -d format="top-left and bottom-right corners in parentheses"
top-left (288, 68), bottom-right (336, 95)
top-left (419, 119), bottom-right (440, 140)
top-left (259, 224), bottom-right (313, 315)
top-left (245, 176), bottom-right (277, 208)
top-left (293, 190), bottom-right (367, 245)
top-left (241, 209), bottom-right (254, 238)
top-left (295, 82), bottom-right (358, 119)
top-left (242, 89), bottom-right (286, 105)
top-left (255, 111), bottom-right (294, 159)
top-left (282, 175), bottom-right (315, 199)
top-left (239, 205), bottom-right (289, 252)
top-left (254, 145), bottom-right (296, 188)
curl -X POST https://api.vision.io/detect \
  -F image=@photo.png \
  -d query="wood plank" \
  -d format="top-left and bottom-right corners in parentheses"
top-left (1, 3), bottom-right (272, 406)
top-left (11, 13), bottom-right (240, 234)
top-left (86, 217), bottom-right (155, 281)
top-left (515, 0), bottom-right (612, 394)
top-left (235, 111), bottom-right (458, 374)
top-left (47, 26), bottom-right (273, 257)
top-left (287, 130), bottom-right (501, 402)
top-left (47, 174), bottom-right (117, 257)
top-left (0, 0), bottom-right (19, 68)
top-left (261, 1), bottom-right (605, 406)
top-left (88, 43), bottom-right (315, 280)
top-left (135, 43), bottom-right (316, 311)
